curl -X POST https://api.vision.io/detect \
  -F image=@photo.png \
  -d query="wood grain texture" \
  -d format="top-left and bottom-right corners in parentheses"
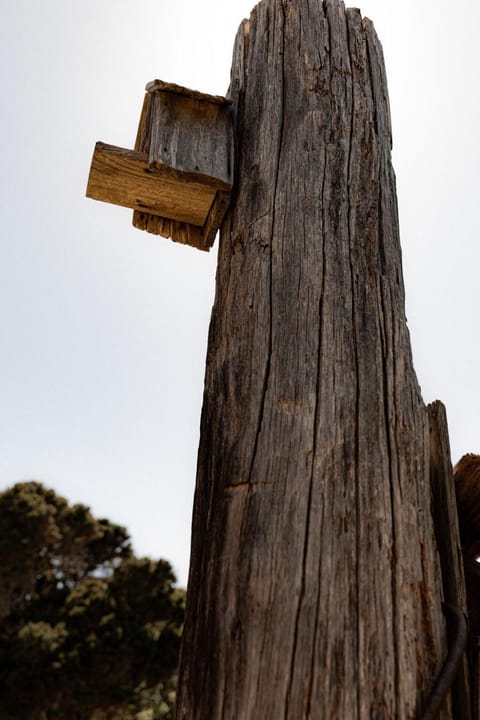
top-left (176, 1), bottom-right (450, 718)
top-left (87, 142), bottom-right (215, 226)
top-left (132, 212), bottom-right (206, 251)
top-left (148, 91), bottom-right (233, 189)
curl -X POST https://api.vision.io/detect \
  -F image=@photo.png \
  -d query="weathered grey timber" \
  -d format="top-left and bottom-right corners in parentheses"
top-left (175, 1), bottom-right (457, 717)
top-left (146, 81), bottom-right (233, 189)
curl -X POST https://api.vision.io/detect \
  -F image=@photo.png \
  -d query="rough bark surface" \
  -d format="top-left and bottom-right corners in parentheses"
top-left (176, 1), bottom-right (449, 718)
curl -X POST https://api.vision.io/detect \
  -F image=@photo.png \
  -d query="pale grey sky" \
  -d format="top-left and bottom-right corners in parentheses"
top-left (1, 0), bottom-right (479, 586)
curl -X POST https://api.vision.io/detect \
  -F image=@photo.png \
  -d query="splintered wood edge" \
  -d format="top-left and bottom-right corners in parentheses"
top-left (145, 79), bottom-right (232, 106)
top-left (132, 188), bottom-right (231, 252)
top-left (132, 212), bottom-right (210, 252)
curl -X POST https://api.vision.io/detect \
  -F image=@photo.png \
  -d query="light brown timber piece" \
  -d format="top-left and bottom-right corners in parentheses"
top-left (429, 401), bottom-right (471, 720)
top-left (87, 142), bottom-right (215, 226)
top-left (135, 192), bottom-right (230, 252)
top-left (176, 1), bottom-right (450, 718)
top-left (132, 213), bottom-right (206, 251)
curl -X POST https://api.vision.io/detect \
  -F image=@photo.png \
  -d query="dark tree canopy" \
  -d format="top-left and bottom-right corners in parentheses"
top-left (0, 481), bottom-right (131, 617)
top-left (0, 482), bottom-right (184, 720)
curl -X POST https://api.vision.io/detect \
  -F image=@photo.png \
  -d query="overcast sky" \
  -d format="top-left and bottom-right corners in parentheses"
top-left (1, 0), bottom-right (479, 586)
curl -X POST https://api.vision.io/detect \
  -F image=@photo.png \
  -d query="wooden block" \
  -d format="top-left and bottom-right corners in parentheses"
top-left (86, 142), bottom-right (216, 227)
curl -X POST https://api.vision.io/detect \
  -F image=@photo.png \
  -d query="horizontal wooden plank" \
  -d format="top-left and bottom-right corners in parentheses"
top-left (86, 141), bottom-right (215, 227)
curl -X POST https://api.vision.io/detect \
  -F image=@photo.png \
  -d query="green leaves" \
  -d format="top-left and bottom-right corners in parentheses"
top-left (0, 482), bottom-right (184, 719)
top-left (0, 482), bottom-right (132, 619)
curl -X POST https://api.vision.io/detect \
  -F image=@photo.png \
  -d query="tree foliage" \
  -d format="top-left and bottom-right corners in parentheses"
top-left (0, 482), bottom-right (184, 720)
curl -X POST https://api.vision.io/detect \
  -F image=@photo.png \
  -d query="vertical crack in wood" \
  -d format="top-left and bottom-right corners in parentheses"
top-left (266, 5), bottom-right (309, 717)
top-left (364, 31), bottom-right (379, 138)
top-left (246, 1), bottom-right (285, 489)
top-left (365, 34), bottom-right (387, 276)
top-left (344, 12), bottom-right (362, 720)
top-left (305, 144), bottom-right (329, 718)
top-left (379, 279), bottom-right (400, 717)
top-left (221, 20), bottom-right (252, 720)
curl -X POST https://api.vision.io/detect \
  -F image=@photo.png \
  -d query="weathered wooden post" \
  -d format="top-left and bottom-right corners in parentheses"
top-left (85, 0), bottom-right (471, 716)
top-left (174, 1), bottom-right (469, 718)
